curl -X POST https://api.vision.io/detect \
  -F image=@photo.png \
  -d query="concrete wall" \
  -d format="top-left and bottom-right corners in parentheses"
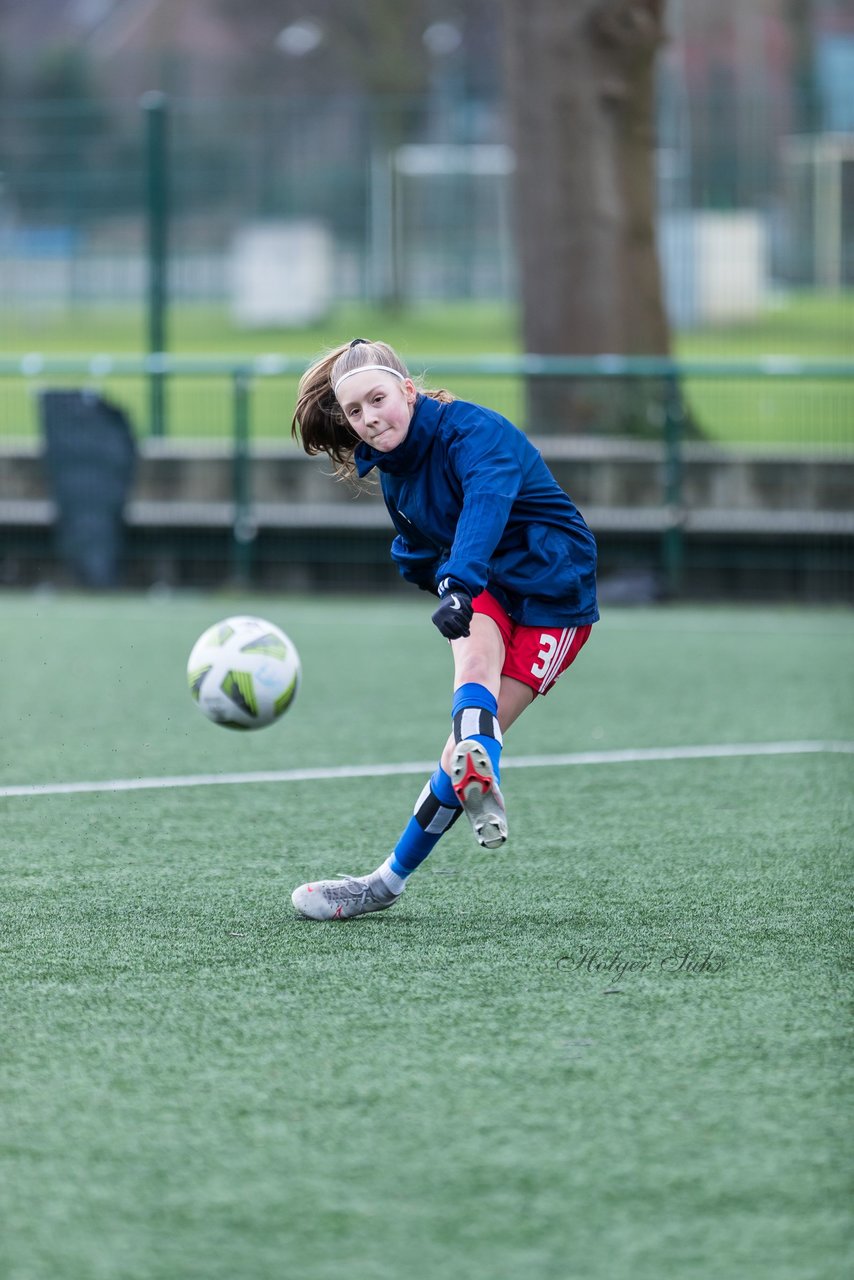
top-left (2, 439), bottom-right (852, 599)
top-left (4, 438), bottom-right (853, 518)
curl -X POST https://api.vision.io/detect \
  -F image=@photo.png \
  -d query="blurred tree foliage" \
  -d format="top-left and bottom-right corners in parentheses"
top-left (211, 0), bottom-right (503, 98)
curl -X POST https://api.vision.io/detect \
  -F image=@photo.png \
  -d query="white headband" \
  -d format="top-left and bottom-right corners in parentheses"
top-left (333, 364), bottom-right (405, 398)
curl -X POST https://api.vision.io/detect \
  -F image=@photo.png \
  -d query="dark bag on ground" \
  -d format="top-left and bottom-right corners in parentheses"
top-left (40, 390), bottom-right (137, 588)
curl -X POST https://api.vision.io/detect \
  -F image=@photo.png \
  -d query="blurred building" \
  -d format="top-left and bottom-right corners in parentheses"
top-left (0, 0), bottom-right (851, 317)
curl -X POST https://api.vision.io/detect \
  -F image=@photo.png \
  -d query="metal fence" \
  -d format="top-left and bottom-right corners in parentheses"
top-left (1, 93), bottom-right (851, 328)
top-left (1, 356), bottom-right (852, 601)
top-left (2, 352), bottom-right (853, 444)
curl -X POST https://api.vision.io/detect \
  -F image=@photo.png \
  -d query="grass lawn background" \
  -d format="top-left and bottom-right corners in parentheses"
top-left (1, 291), bottom-right (852, 447)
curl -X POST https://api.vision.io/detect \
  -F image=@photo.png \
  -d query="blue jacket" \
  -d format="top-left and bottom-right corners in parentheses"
top-left (354, 395), bottom-right (599, 627)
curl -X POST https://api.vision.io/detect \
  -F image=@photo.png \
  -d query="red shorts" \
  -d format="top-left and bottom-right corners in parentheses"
top-left (472, 590), bottom-right (592, 696)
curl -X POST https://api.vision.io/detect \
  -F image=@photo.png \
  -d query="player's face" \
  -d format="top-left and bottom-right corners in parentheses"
top-left (338, 371), bottom-right (417, 451)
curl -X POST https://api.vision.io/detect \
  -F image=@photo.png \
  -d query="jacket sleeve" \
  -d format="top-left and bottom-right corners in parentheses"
top-left (436, 414), bottom-right (525, 596)
top-left (390, 534), bottom-right (440, 589)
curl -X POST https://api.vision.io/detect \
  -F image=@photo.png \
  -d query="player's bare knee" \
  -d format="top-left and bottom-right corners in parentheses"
top-left (453, 651), bottom-right (499, 691)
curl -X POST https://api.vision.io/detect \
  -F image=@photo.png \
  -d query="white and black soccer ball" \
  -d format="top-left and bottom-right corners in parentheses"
top-left (187, 615), bottom-right (301, 730)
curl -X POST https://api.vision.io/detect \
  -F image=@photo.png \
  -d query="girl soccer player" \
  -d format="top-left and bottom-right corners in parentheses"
top-left (290, 338), bottom-right (598, 920)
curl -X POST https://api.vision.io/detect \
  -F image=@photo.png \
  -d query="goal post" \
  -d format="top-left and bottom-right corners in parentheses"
top-left (368, 143), bottom-right (516, 306)
top-left (781, 133), bottom-right (854, 290)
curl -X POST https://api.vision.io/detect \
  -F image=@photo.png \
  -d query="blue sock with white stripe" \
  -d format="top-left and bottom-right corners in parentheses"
top-left (378, 766), bottom-right (462, 892)
top-left (452, 682), bottom-right (503, 782)
top-left (375, 684), bottom-right (503, 896)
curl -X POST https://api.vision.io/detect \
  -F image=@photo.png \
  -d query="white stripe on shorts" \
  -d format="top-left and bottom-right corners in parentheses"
top-left (539, 626), bottom-right (576, 693)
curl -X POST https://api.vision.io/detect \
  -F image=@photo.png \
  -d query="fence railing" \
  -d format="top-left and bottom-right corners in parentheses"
top-left (5, 353), bottom-right (854, 379)
top-left (1, 355), bottom-right (853, 596)
top-left (3, 351), bottom-right (853, 433)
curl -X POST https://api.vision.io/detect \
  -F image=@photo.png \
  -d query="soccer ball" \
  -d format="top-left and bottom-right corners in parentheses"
top-left (187, 615), bottom-right (301, 730)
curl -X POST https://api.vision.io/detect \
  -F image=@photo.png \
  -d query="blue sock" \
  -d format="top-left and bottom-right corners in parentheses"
top-left (452, 682), bottom-right (503, 782)
top-left (381, 686), bottom-right (503, 892)
top-left (386, 766), bottom-right (462, 880)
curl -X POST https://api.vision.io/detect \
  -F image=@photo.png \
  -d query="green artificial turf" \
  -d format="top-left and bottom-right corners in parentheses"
top-left (0, 596), bottom-right (852, 1280)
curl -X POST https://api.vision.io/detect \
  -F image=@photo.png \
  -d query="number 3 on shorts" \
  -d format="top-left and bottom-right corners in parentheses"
top-left (530, 633), bottom-right (557, 679)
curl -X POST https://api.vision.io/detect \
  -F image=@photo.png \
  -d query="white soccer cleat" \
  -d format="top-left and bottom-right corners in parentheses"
top-left (291, 872), bottom-right (400, 921)
top-left (450, 738), bottom-right (508, 849)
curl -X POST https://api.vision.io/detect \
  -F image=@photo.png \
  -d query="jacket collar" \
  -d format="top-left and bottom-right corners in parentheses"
top-left (354, 394), bottom-right (440, 477)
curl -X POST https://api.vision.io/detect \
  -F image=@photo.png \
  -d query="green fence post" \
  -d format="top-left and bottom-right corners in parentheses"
top-left (142, 91), bottom-right (169, 436)
top-left (231, 369), bottom-right (255, 586)
top-left (662, 372), bottom-right (684, 597)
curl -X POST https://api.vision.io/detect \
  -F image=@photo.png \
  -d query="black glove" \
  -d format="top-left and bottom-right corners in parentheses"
top-left (431, 579), bottom-right (474, 639)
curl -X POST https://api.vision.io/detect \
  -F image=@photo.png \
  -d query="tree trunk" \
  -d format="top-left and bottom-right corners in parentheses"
top-left (503, 0), bottom-right (672, 434)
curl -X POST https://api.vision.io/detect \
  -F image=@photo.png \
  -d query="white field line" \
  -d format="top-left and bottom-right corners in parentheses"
top-left (0, 740), bottom-right (852, 800)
